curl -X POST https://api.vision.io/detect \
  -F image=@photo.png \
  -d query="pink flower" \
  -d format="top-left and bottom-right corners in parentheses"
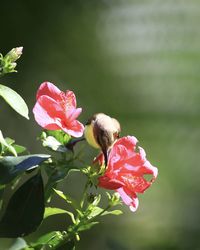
top-left (98, 136), bottom-right (158, 212)
top-left (33, 82), bottom-right (84, 137)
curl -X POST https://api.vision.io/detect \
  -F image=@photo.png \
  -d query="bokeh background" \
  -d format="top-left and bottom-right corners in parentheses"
top-left (1, 0), bottom-right (200, 249)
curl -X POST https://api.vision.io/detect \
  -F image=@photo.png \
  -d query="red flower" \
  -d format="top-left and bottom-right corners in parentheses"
top-left (98, 136), bottom-right (158, 212)
top-left (33, 82), bottom-right (84, 137)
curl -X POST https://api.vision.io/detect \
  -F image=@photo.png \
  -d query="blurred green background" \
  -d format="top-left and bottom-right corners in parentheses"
top-left (1, 0), bottom-right (200, 249)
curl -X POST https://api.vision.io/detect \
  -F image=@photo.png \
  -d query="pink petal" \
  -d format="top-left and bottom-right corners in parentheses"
top-left (120, 174), bottom-right (151, 193)
top-left (117, 187), bottom-right (139, 212)
top-left (66, 108), bottom-right (82, 122)
top-left (33, 95), bottom-right (64, 129)
top-left (93, 153), bottom-right (104, 165)
top-left (61, 120), bottom-right (84, 138)
top-left (36, 82), bottom-right (62, 101)
top-left (65, 90), bottom-right (77, 108)
top-left (98, 175), bottom-right (124, 190)
top-left (111, 136), bottom-right (138, 153)
top-left (109, 136), bottom-right (139, 170)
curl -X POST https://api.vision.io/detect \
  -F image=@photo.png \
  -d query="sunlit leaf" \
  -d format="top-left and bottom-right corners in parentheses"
top-left (44, 207), bottom-right (76, 224)
top-left (0, 154), bottom-right (50, 185)
top-left (44, 130), bottom-right (71, 145)
top-left (101, 209), bottom-right (123, 216)
top-left (42, 136), bottom-right (68, 152)
top-left (53, 189), bottom-right (81, 213)
top-left (0, 130), bottom-right (17, 156)
top-left (44, 207), bottom-right (68, 219)
top-left (87, 206), bottom-right (103, 219)
top-left (77, 221), bottom-right (99, 232)
top-left (0, 172), bottom-right (45, 237)
top-left (0, 84), bottom-right (29, 119)
top-left (9, 238), bottom-right (27, 250)
top-left (30, 231), bottom-right (64, 248)
top-left (13, 144), bottom-right (27, 154)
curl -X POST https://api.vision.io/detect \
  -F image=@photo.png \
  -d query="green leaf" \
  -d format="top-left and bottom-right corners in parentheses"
top-left (0, 84), bottom-right (29, 119)
top-left (44, 207), bottom-right (76, 224)
top-left (54, 189), bottom-right (68, 201)
top-left (0, 130), bottom-right (17, 156)
top-left (101, 209), bottom-right (123, 216)
top-left (30, 231), bottom-right (64, 248)
top-left (43, 136), bottom-right (68, 152)
top-left (44, 207), bottom-right (68, 219)
top-left (54, 189), bottom-right (81, 213)
top-left (44, 164), bottom-right (79, 203)
top-left (0, 185), bottom-right (5, 209)
top-left (44, 130), bottom-right (71, 145)
top-left (13, 144), bottom-right (27, 154)
top-left (87, 206), bottom-right (103, 219)
top-left (5, 137), bottom-right (15, 145)
top-left (78, 221), bottom-right (99, 232)
top-left (0, 154), bottom-right (50, 185)
top-left (9, 238), bottom-right (27, 250)
top-left (0, 172), bottom-right (45, 237)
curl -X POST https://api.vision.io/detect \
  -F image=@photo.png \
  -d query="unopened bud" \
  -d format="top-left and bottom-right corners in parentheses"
top-left (5, 47), bottom-right (23, 62)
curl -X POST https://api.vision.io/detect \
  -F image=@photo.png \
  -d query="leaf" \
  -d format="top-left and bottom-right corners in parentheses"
top-left (43, 136), bottom-right (68, 152)
top-left (45, 165), bottom-right (79, 201)
top-left (44, 207), bottom-right (68, 219)
top-left (101, 209), bottom-right (123, 216)
top-left (13, 144), bottom-right (27, 154)
top-left (0, 130), bottom-right (17, 156)
top-left (0, 185), bottom-right (5, 209)
top-left (54, 189), bottom-right (81, 214)
top-left (77, 221), bottom-right (99, 232)
top-left (9, 238), bottom-right (27, 250)
top-left (45, 130), bottom-right (71, 145)
top-left (0, 172), bottom-right (45, 237)
top-left (30, 231), bottom-right (64, 248)
top-left (0, 84), bottom-right (29, 119)
top-left (54, 189), bottom-right (68, 201)
top-left (87, 207), bottom-right (103, 219)
top-left (0, 154), bottom-right (50, 185)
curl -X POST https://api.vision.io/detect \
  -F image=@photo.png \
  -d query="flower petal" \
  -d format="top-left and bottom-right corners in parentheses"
top-left (65, 90), bottom-right (77, 108)
top-left (117, 187), bottom-right (139, 212)
top-left (66, 108), bottom-right (82, 122)
top-left (36, 82), bottom-right (62, 101)
top-left (33, 95), bottom-right (64, 129)
top-left (120, 174), bottom-right (151, 193)
top-left (98, 175), bottom-right (124, 190)
top-left (61, 120), bottom-right (84, 138)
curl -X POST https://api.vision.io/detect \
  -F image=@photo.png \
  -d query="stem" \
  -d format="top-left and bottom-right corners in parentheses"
top-left (80, 180), bottom-right (90, 208)
top-left (54, 204), bottom-right (112, 249)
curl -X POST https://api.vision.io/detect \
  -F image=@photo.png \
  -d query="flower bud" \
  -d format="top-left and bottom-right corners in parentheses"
top-left (5, 47), bottom-right (23, 62)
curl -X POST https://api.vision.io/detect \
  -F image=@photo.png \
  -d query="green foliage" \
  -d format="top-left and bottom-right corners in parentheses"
top-left (0, 131), bottom-right (27, 156)
top-left (0, 45), bottom-right (124, 250)
top-left (0, 47), bottom-right (22, 75)
top-left (0, 172), bottom-right (44, 237)
top-left (0, 83), bottom-right (29, 119)
top-left (41, 130), bottom-right (71, 152)
top-left (0, 154), bottom-right (50, 185)
top-left (0, 130), bottom-right (17, 156)
top-left (44, 207), bottom-right (69, 219)
top-left (0, 47), bottom-right (29, 119)
top-left (9, 238), bottom-right (27, 250)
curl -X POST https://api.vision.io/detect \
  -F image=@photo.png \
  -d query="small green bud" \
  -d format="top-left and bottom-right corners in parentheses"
top-left (110, 192), bottom-right (121, 206)
top-left (5, 47), bottom-right (23, 62)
